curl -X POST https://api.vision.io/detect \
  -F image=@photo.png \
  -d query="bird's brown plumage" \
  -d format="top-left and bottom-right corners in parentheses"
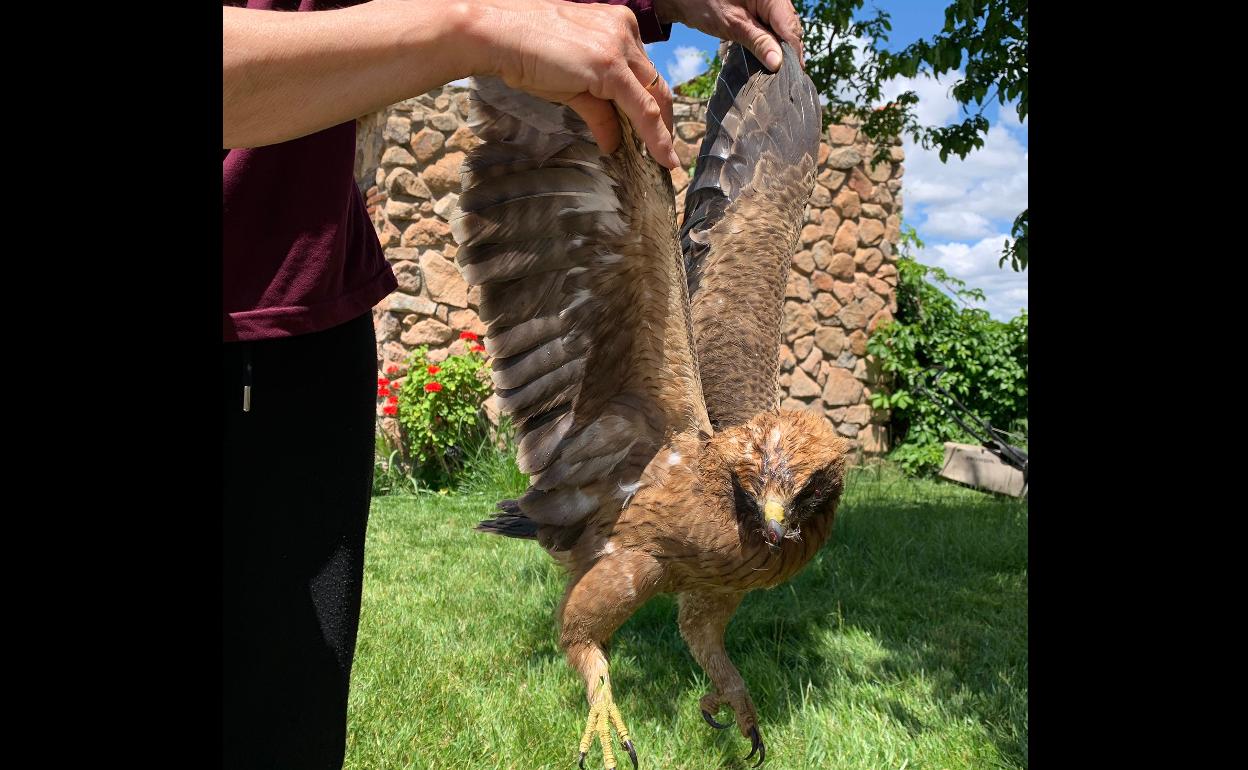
top-left (681, 40), bottom-right (822, 429)
top-left (452, 41), bottom-right (845, 766)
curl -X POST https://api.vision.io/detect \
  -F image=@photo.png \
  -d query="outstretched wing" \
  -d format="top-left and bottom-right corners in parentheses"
top-left (679, 41), bottom-right (822, 429)
top-left (451, 78), bottom-right (709, 541)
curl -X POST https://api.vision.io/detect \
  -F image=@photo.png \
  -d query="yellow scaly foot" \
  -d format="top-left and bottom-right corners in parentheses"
top-left (577, 676), bottom-right (638, 770)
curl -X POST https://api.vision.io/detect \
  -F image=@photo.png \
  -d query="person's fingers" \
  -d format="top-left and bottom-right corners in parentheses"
top-left (589, 4), bottom-right (677, 166)
top-left (565, 92), bottom-right (623, 156)
top-left (731, 11), bottom-right (784, 72)
top-left (497, 3), bottom-right (677, 166)
top-left (761, 0), bottom-right (805, 66)
top-left (628, 55), bottom-right (674, 136)
top-left (613, 7), bottom-right (674, 137)
top-left (652, 75), bottom-right (674, 137)
top-left (602, 61), bottom-right (679, 168)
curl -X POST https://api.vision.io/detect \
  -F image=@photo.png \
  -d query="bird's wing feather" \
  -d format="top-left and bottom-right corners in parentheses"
top-left (452, 78), bottom-right (710, 531)
top-left (679, 41), bottom-right (822, 429)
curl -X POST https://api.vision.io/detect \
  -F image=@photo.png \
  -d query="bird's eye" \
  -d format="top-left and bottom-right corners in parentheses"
top-left (793, 468), bottom-right (834, 513)
top-left (730, 473), bottom-right (760, 518)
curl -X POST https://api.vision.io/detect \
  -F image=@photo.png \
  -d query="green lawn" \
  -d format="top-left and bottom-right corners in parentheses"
top-left (345, 464), bottom-right (1028, 769)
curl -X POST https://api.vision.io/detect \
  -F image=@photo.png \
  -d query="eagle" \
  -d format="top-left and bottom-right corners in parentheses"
top-left (450, 41), bottom-right (847, 770)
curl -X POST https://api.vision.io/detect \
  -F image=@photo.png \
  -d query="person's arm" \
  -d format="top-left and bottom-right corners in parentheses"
top-left (223, 0), bottom-right (679, 168)
top-left (563, 0), bottom-right (673, 43)
top-left (654, 0), bottom-right (805, 71)
top-left (224, 1), bottom-right (462, 150)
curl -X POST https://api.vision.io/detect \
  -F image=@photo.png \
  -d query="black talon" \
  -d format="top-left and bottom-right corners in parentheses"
top-left (701, 709), bottom-right (729, 730)
top-left (745, 726), bottom-right (765, 768)
top-left (579, 751), bottom-right (586, 770)
top-left (622, 739), bottom-right (638, 770)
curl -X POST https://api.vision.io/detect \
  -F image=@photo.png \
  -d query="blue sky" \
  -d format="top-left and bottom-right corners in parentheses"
top-left (646, 1), bottom-right (1028, 320)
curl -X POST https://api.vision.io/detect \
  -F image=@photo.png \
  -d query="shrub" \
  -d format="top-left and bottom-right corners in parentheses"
top-left (372, 434), bottom-right (419, 496)
top-left (866, 226), bottom-right (1028, 475)
top-left (375, 332), bottom-right (495, 491)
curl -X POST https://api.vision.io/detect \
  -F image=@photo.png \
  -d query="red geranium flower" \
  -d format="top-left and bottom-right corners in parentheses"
top-left (382, 405), bottom-right (398, 416)
top-left (378, 386), bottom-right (390, 397)
top-left (425, 382), bottom-right (443, 392)
top-left (377, 377), bottom-right (390, 386)
top-left (427, 365), bottom-right (441, 375)
top-left (459, 331), bottom-right (478, 341)
top-left (471, 344), bottom-right (486, 353)
top-left (386, 365), bottom-right (399, 375)
top-left (387, 395), bottom-right (399, 405)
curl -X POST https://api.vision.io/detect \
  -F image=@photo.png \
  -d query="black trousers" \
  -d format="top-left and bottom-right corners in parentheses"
top-left (223, 312), bottom-right (377, 769)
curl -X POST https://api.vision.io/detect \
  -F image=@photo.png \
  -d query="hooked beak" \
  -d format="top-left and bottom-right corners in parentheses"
top-left (763, 499), bottom-right (786, 545)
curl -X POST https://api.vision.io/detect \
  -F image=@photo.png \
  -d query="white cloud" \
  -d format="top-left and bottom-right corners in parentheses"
top-left (916, 235), bottom-right (1028, 320)
top-left (818, 35), bottom-right (876, 106)
top-left (904, 177), bottom-right (964, 205)
top-left (667, 46), bottom-right (708, 86)
top-left (817, 36), bottom-right (961, 127)
top-left (902, 121), bottom-right (1027, 240)
top-left (922, 211), bottom-right (993, 241)
top-left (792, 33), bottom-right (1028, 318)
top-left (879, 70), bottom-right (962, 127)
top-left (874, 67), bottom-right (1026, 317)
top-left (997, 98), bottom-right (1028, 130)
top-left (874, 67), bottom-right (1028, 219)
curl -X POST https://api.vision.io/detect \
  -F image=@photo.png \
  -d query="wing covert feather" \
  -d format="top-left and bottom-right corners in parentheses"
top-left (679, 42), bottom-right (822, 429)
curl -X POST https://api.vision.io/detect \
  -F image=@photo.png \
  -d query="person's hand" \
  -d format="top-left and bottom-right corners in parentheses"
top-left (654, 0), bottom-right (804, 71)
top-left (463, 0), bottom-right (679, 168)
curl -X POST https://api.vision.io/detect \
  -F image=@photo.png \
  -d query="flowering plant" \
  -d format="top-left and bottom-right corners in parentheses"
top-left (378, 332), bottom-right (493, 487)
top-left (377, 366), bottom-right (401, 417)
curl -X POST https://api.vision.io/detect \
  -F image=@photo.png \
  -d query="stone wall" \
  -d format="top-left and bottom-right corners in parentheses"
top-left (356, 86), bottom-right (903, 455)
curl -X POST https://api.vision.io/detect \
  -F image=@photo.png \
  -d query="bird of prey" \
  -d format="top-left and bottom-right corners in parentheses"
top-left (450, 41), bottom-right (848, 769)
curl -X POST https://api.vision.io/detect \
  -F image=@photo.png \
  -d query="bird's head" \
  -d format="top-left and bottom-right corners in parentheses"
top-left (709, 409), bottom-right (849, 547)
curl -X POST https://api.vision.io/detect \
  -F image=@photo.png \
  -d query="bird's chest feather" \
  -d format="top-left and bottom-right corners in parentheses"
top-left (598, 478), bottom-right (834, 594)
top-left (670, 509), bottom-right (832, 592)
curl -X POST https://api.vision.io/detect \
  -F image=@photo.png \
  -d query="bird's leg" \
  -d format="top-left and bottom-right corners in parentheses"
top-left (561, 551), bottom-right (663, 770)
top-left (677, 590), bottom-right (766, 766)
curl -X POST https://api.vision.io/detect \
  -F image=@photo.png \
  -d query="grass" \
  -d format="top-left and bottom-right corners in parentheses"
top-left (345, 462), bottom-right (1028, 769)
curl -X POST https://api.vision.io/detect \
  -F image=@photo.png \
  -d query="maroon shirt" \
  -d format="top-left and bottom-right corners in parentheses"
top-left (223, 0), bottom-right (669, 342)
top-left (223, 1), bottom-right (395, 342)
top-left (567, 0), bottom-right (672, 42)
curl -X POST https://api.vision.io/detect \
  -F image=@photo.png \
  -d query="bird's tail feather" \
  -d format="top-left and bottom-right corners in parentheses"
top-left (476, 499), bottom-right (539, 539)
